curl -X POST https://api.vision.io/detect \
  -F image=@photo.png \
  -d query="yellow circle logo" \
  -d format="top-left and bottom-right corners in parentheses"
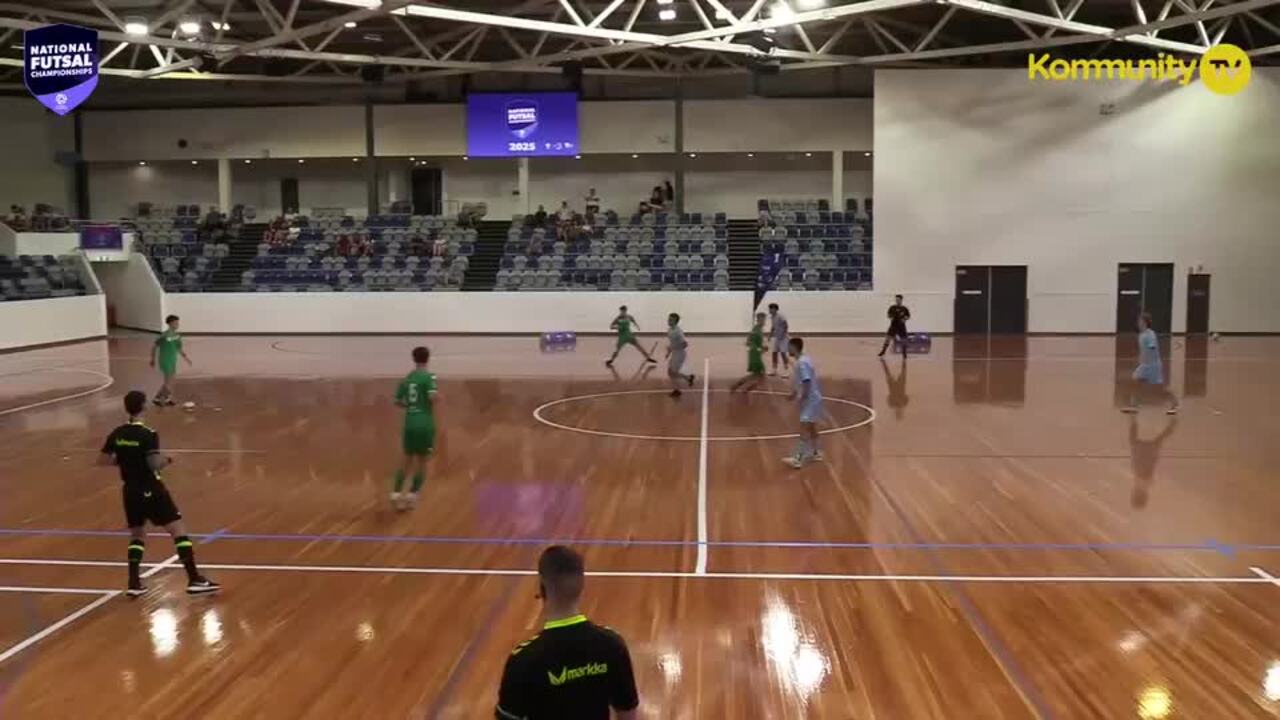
top-left (1200, 44), bottom-right (1251, 95)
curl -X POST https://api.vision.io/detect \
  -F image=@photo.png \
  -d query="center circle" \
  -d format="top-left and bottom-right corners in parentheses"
top-left (533, 389), bottom-right (875, 442)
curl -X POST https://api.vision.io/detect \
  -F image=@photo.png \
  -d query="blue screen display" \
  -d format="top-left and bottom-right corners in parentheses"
top-left (466, 92), bottom-right (580, 157)
top-left (80, 225), bottom-right (123, 250)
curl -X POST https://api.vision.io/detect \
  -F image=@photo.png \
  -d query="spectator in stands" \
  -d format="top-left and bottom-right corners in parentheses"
top-left (664, 179), bottom-right (674, 204)
top-left (432, 233), bottom-right (447, 258)
top-left (555, 201), bottom-right (573, 241)
top-left (336, 233), bottom-right (353, 257)
top-left (758, 206), bottom-right (773, 228)
top-left (532, 204), bottom-right (548, 227)
top-left (583, 188), bottom-right (601, 219)
top-left (641, 186), bottom-right (665, 214)
top-left (5, 205), bottom-right (28, 231)
top-left (529, 232), bottom-right (545, 256)
top-left (408, 234), bottom-right (428, 256)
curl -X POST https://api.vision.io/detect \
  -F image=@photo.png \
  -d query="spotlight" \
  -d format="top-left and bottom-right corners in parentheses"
top-left (344, 21), bottom-right (357, 28)
top-left (658, 8), bottom-right (676, 20)
top-left (138, 161), bottom-right (147, 166)
top-left (190, 160), bottom-right (198, 165)
top-left (298, 159), bottom-right (305, 164)
top-left (124, 20), bottom-right (148, 36)
top-left (179, 20), bottom-right (200, 35)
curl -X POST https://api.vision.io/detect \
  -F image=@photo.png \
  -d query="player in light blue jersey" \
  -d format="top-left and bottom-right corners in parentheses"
top-left (1123, 312), bottom-right (1179, 415)
top-left (784, 337), bottom-right (824, 468)
top-left (665, 313), bottom-right (696, 398)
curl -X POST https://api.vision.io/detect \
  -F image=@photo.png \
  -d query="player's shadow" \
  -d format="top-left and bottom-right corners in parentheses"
top-left (1128, 413), bottom-right (1177, 510)
top-left (609, 363), bottom-right (655, 384)
top-left (879, 357), bottom-right (908, 420)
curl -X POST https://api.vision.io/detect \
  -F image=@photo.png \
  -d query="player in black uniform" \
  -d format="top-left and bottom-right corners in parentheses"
top-left (496, 546), bottom-right (639, 720)
top-left (98, 390), bottom-right (219, 597)
top-left (878, 294), bottom-right (911, 358)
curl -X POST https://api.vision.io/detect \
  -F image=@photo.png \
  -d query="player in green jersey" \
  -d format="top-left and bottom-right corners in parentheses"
top-left (391, 346), bottom-right (438, 511)
top-left (150, 314), bottom-right (192, 406)
top-left (605, 305), bottom-right (656, 367)
top-left (731, 312), bottom-right (768, 394)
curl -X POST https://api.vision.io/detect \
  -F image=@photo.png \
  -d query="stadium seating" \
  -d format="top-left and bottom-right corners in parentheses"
top-left (0, 254), bottom-right (87, 301)
top-left (134, 204), bottom-right (229, 292)
top-left (497, 211), bottom-right (730, 291)
top-left (757, 198), bottom-right (874, 291)
top-left (243, 214), bottom-right (474, 292)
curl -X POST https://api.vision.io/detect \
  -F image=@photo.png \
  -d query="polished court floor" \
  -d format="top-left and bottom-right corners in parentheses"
top-left (0, 332), bottom-right (1277, 719)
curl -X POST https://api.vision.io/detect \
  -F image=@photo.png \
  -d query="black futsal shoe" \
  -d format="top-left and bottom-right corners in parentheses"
top-left (125, 583), bottom-right (149, 599)
top-left (669, 389), bottom-right (682, 398)
top-left (186, 577), bottom-right (221, 595)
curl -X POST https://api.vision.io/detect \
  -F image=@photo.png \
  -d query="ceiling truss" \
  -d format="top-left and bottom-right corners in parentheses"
top-left (0, 0), bottom-right (1276, 86)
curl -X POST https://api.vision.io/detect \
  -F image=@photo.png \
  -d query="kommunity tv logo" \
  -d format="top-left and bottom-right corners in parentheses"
top-left (1027, 44), bottom-right (1252, 95)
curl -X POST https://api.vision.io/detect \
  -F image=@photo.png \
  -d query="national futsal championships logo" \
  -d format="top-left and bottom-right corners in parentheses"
top-left (1027, 43), bottom-right (1251, 96)
top-left (23, 23), bottom-right (100, 114)
top-left (505, 99), bottom-right (540, 139)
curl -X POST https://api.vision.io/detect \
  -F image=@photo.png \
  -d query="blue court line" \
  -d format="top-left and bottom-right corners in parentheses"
top-left (0, 527), bottom-right (1272, 554)
top-left (866, 479), bottom-right (1056, 720)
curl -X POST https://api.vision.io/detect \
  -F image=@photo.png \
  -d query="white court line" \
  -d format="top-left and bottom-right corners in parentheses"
top-left (65, 448), bottom-right (267, 455)
top-left (0, 586), bottom-right (119, 595)
top-left (0, 558), bottom-right (1272, 584)
top-left (1250, 566), bottom-right (1280, 587)
top-left (695, 358), bottom-right (710, 575)
top-left (141, 553), bottom-right (180, 580)
top-left (0, 591), bottom-right (118, 665)
top-left (0, 369), bottom-right (114, 417)
top-left (533, 389), bottom-right (875, 442)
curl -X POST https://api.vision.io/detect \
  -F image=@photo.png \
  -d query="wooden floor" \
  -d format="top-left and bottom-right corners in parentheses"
top-left (1, 333), bottom-right (1277, 719)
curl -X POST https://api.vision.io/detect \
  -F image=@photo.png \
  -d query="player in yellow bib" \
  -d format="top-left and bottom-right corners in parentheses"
top-left (391, 346), bottom-right (438, 511)
top-left (151, 314), bottom-right (192, 406)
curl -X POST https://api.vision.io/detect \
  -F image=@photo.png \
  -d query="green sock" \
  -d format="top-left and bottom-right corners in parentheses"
top-left (393, 469), bottom-right (406, 492)
top-left (410, 472), bottom-right (425, 493)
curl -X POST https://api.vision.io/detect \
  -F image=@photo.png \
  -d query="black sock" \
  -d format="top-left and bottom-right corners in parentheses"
top-left (174, 536), bottom-right (200, 582)
top-left (128, 540), bottom-right (145, 587)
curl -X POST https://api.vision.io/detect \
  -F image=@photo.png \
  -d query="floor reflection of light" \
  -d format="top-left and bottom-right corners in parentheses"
top-left (659, 651), bottom-right (683, 685)
top-left (120, 670), bottom-right (136, 693)
top-left (1118, 630), bottom-right (1146, 654)
top-left (148, 608), bottom-right (179, 658)
top-left (1137, 685), bottom-right (1173, 719)
top-left (201, 609), bottom-right (224, 646)
top-left (1265, 661), bottom-right (1280, 702)
top-left (356, 622), bottom-right (376, 643)
top-left (760, 600), bottom-right (829, 700)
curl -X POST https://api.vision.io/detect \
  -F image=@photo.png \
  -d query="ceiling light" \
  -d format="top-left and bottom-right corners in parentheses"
top-left (463, 156), bottom-right (469, 160)
top-left (771, 2), bottom-right (795, 20)
top-left (864, 151), bottom-right (872, 157)
top-left (179, 20), bottom-right (200, 35)
top-left (298, 159), bottom-right (305, 164)
top-left (190, 160), bottom-right (198, 165)
top-left (688, 153), bottom-right (697, 158)
top-left (124, 20), bottom-right (148, 36)
top-left (244, 159), bottom-right (252, 164)
top-left (804, 152), bottom-right (812, 157)
top-left (631, 154), bottom-right (638, 158)
top-left (658, 8), bottom-right (676, 20)
top-left (575, 154), bottom-right (582, 159)
top-left (796, 0), bottom-right (827, 7)
top-left (748, 152), bottom-right (755, 157)
top-left (138, 161), bottom-right (147, 166)
top-left (344, 21), bottom-right (358, 28)
top-left (210, 21), bottom-right (230, 32)
top-left (409, 157), bottom-right (416, 162)
top-left (656, 0), bottom-right (675, 4)
top-left (762, 26), bottom-right (777, 35)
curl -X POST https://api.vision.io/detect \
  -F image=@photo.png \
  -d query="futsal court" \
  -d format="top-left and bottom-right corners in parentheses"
top-left (0, 332), bottom-right (1276, 719)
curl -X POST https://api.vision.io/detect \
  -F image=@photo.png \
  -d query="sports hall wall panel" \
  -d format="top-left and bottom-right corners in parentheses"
top-left (875, 68), bottom-right (1280, 333)
top-left (0, 294), bottom-right (105, 350)
top-left (0, 99), bottom-right (75, 214)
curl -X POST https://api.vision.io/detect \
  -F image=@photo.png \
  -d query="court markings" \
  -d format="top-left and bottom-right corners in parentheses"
top-left (0, 589), bottom-right (118, 665)
top-left (533, 388), bottom-right (875, 442)
top-left (0, 558), bottom-right (1273, 585)
top-left (0, 368), bottom-right (114, 417)
top-left (1251, 566), bottom-right (1280, 588)
top-left (695, 358), bottom-right (709, 575)
top-left (63, 448), bottom-right (268, 455)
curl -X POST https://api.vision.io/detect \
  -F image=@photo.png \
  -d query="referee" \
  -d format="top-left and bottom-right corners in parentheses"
top-left (496, 546), bottom-right (639, 720)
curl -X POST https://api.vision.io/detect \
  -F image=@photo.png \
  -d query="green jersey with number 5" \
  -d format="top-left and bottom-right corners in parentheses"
top-left (397, 369), bottom-right (437, 427)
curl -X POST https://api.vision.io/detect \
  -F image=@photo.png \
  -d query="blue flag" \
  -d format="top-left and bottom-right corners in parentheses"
top-left (24, 24), bottom-right (99, 116)
top-left (753, 250), bottom-right (784, 310)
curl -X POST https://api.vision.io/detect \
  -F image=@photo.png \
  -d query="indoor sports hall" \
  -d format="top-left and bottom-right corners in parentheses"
top-left (2, 1), bottom-right (1279, 718)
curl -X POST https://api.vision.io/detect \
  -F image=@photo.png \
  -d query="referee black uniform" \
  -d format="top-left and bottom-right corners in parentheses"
top-left (496, 614), bottom-right (638, 720)
top-left (496, 545), bottom-right (639, 720)
top-left (101, 420), bottom-right (183, 527)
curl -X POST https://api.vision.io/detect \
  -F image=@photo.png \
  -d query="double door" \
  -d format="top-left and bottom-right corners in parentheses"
top-left (955, 265), bottom-right (1028, 334)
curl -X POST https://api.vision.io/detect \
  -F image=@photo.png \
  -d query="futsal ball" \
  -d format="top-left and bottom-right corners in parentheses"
top-left (182, 401), bottom-right (196, 411)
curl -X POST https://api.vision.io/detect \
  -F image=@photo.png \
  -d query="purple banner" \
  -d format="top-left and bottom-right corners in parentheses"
top-left (24, 24), bottom-right (99, 116)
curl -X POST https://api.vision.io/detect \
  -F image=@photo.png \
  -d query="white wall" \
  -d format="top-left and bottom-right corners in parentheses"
top-left (82, 106), bottom-right (366, 161)
top-left (374, 104), bottom-right (466, 157)
top-left (93, 253), bottom-right (165, 332)
top-left (684, 99), bottom-right (873, 152)
top-left (90, 163), bottom-right (218, 220)
top-left (875, 68), bottom-right (1280, 333)
top-left (0, 231), bottom-right (84, 257)
top-left (0, 294), bottom-right (107, 350)
top-left (163, 291), bottom-right (756, 334)
top-left (0, 99), bottom-right (75, 212)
